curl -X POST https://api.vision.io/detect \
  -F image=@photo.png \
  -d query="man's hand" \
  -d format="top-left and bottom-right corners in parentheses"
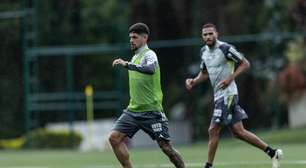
top-left (112, 58), bottom-right (128, 67)
top-left (185, 78), bottom-right (195, 90)
top-left (218, 75), bottom-right (234, 89)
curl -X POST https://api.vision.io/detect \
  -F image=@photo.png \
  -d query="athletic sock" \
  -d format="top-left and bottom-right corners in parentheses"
top-left (265, 146), bottom-right (276, 158)
top-left (204, 162), bottom-right (213, 168)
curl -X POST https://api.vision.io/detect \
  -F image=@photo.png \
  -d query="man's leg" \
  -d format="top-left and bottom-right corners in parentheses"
top-left (109, 131), bottom-right (132, 168)
top-left (230, 121), bottom-right (283, 168)
top-left (205, 123), bottom-right (223, 168)
top-left (230, 121), bottom-right (267, 150)
top-left (157, 139), bottom-right (185, 168)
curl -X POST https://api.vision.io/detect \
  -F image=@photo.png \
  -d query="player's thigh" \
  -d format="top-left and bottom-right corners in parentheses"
top-left (229, 121), bottom-right (245, 135)
top-left (140, 112), bottom-right (170, 141)
top-left (112, 112), bottom-right (140, 138)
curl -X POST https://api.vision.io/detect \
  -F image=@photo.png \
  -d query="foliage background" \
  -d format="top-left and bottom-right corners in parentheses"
top-left (0, 0), bottom-right (305, 139)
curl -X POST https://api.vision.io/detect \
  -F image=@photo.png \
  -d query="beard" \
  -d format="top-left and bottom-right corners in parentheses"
top-left (206, 39), bottom-right (216, 48)
top-left (130, 44), bottom-right (138, 51)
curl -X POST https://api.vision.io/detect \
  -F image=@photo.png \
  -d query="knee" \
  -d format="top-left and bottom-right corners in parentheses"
top-left (208, 127), bottom-right (219, 139)
top-left (232, 129), bottom-right (245, 139)
top-left (159, 143), bottom-right (173, 155)
top-left (108, 133), bottom-right (121, 146)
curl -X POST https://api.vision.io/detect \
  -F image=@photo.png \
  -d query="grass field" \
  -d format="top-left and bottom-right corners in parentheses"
top-left (1, 128), bottom-right (306, 168)
top-left (1, 142), bottom-right (305, 168)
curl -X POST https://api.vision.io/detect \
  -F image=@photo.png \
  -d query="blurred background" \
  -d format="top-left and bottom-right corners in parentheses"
top-left (0, 0), bottom-right (306, 151)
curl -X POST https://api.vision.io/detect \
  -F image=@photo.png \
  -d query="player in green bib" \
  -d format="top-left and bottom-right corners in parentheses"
top-left (127, 48), bottom-right (163, 112)
top-left (109, 23), bottom-right (185, 168)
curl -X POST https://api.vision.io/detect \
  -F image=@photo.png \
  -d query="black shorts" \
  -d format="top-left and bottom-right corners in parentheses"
top-left (211, 95), bottom-right (248, 126)
top-left (112, 110), bottom-right (170, 141)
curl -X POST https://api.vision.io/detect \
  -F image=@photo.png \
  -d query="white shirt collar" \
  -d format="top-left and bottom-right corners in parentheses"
top-left (206, 40), bottom-right (220, 50)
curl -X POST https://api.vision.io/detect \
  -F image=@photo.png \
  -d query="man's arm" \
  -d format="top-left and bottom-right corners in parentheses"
top-left (112, 51), bottom-right (157, 75)
top-left (185, 70), bottom-right (209, 90)
top-left (218, 57), bottom-right (250, 89)
top-left (125, 62), bottom-right (155, 75)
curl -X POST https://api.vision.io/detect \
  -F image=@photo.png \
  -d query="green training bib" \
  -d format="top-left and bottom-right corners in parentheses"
top-left (127, 48), bottom-right (163, 112)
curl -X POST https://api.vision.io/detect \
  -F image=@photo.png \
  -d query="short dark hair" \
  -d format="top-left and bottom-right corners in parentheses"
top-left (129, 23), bottom-right (150, 35)
top-left (202, 23), bottom-right (217, 31)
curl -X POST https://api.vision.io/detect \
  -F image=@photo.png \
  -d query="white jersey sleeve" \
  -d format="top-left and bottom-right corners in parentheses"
top-left (126, 49), bottom-right (158, 74)
top-left (226, 46), bottom-right (244, 63)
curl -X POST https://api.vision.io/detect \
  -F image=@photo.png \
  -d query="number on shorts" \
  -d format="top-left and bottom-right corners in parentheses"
top-left (213, 109), bottom-right (222, 117)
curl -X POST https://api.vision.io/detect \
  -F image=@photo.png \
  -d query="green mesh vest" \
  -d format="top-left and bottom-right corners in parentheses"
top-left (127, 48), bottom-right (163, 112)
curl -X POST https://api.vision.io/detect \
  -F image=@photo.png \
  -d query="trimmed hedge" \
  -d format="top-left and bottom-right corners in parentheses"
top-left (22, 129), bottom-right (82, 149)
top-left (0, 137), bottom-right (25, 149)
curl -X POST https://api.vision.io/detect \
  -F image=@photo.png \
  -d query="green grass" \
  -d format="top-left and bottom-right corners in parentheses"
top-left (1, 142), bottom-right (305, 168)
top-left (1, 128), bottom-right (306, 168)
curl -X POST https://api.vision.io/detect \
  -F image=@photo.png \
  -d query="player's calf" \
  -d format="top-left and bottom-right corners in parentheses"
top-left (158, 140), bottom-right (185, 168)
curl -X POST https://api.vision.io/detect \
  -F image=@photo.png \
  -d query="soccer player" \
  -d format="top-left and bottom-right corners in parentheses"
top-left (109, 23), bottom-right (185, 168)
top-left (185, 23), bottom-right (283, 168)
